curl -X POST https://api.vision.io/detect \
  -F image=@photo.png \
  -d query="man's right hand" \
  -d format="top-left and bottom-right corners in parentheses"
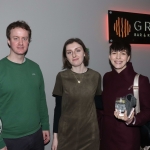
top-left (0, 146), bottom-right (7, 150)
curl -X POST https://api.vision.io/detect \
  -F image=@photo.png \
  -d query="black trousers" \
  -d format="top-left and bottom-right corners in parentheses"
top-left (4, 128), bottom-right (44, 150)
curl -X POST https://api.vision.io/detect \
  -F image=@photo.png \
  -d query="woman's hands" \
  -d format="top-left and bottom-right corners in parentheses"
top-left (51, 133), bottom-right (58, 150)
top-left (114, 108), bottom-right (135, 124)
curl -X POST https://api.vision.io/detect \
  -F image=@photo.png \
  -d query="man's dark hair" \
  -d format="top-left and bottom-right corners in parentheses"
top-left (6, 20), bottom-right (32, 42)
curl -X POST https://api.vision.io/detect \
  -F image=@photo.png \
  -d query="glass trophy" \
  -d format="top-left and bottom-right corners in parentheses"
top-left (115, 97), bottom-right (126, 116)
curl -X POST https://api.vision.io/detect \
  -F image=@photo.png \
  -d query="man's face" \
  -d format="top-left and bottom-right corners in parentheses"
top-left (7, 27), bottom-right (29, 56)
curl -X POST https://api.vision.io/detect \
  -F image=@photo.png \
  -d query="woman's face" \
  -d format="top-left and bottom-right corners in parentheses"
top-left (66, 42), bottom-right (85, 68)
top-left (109, 49), bottom-right (130, 73)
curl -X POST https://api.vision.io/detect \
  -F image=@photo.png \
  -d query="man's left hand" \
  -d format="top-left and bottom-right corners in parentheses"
top-left (42, 130), bottom-right (50, 144)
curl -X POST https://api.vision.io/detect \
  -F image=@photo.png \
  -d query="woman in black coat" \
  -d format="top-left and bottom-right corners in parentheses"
top-left (100, 41), bottom-right (150, 150)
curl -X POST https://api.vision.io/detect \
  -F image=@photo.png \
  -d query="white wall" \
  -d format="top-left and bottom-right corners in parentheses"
top-left (0, 0), bottom-right (150, 149)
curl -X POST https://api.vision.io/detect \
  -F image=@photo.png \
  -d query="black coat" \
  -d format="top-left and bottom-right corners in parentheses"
top-left (100, 62), bottom-right (150, 150)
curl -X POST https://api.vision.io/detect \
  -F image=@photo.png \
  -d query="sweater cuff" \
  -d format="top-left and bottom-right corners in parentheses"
top-left (0, 138), bottom-right (6, 149)
top-left (42, 123), bottom-right (50, 130)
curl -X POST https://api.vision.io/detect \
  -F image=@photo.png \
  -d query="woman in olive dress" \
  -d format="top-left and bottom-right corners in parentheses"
top-left (51, 38), bottom-right (102, 150)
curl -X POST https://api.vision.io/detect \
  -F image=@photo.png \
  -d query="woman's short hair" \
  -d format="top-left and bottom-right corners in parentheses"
top-left (109, 41), bottom-right (131, 56)
top-left (62, 38), bottom-right (89, 69)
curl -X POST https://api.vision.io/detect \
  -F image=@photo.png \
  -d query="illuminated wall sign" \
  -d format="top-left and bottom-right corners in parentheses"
top-left (108, 10), bottom-right (150, 44)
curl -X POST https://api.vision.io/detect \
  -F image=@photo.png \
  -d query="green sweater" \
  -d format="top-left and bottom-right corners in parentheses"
top-left (0, 57), bottom-right (49, 148)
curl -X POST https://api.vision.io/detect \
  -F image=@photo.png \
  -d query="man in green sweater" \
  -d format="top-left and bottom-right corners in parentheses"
top-left (0, 21), bottom-right (50, 150)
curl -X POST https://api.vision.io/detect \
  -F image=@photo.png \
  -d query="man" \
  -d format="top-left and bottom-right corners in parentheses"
top-left (0, 21), bottom-right (50, 150)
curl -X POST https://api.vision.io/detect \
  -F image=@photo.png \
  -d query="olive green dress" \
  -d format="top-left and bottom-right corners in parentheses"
top-left (53, 69), bottom-right (101, 150)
